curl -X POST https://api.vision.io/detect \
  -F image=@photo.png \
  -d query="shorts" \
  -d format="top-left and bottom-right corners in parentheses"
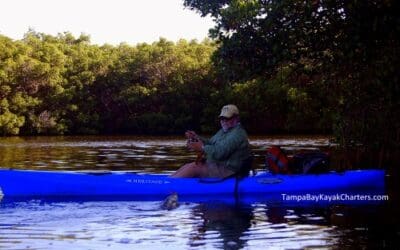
top-left (206, 162), bottom-right (235, 178)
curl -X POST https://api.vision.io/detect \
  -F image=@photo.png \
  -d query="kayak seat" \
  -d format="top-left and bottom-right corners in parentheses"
top-left (198, 155), bottom-right (254, 183)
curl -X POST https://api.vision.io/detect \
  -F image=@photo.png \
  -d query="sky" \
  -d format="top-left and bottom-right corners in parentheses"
top-left (0, 0), bottom-right (215, 45)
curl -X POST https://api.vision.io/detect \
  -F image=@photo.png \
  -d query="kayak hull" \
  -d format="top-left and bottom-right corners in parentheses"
top-left (0, 169), bottom-right (385, 202)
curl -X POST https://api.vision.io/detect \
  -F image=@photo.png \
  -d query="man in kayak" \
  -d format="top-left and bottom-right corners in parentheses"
top-left (171, 104), bottom-right (252, 178)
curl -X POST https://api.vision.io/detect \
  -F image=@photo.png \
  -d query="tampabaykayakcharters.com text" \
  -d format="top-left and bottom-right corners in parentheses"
top-left (281, 193), bottom-right (389, 202)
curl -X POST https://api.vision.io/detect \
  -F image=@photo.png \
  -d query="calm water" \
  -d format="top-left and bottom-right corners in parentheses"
top-left (0, 136), bottom-right (398, 249)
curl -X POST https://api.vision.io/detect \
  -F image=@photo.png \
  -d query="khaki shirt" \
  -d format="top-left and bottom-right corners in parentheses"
top-left (202, 124), bottom-right (251, 173)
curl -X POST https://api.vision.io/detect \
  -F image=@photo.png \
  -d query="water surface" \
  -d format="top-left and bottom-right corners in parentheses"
top-left (0, 135), bottom-right (331, 172)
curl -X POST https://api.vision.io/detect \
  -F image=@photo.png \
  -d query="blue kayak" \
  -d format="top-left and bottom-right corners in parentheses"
top-left (0, 169), bottom-right (385, 202)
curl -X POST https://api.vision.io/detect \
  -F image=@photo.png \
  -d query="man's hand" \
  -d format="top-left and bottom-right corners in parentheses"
top-left (187, 140), bottom-right (204, 152)
top-left (185, 130), bottom-right (199, 140)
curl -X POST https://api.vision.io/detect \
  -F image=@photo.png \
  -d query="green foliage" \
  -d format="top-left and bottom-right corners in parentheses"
top-left (0, 32), bottom-right (217, 135)
top-left (183, 0), bottom-right (399, 167)
top-left (0, 111), bottom-right (25, 135)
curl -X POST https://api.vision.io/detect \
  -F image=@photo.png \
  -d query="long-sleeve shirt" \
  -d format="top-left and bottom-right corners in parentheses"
top-left (201, 124), bottom-right (251, 173)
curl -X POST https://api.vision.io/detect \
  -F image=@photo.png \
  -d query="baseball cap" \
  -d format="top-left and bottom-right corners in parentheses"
top-left (219, 104), bottom-right (239, 118)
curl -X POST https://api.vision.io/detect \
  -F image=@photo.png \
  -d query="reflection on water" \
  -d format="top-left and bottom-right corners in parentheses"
top-left (0, 135), bottom-right (332, 172)
top-left (0, 199), bottom-right (394, 250)
top-left (0, 136), bottom-right (397, 249)
top-left (0, 136), bottom-right (190, 172)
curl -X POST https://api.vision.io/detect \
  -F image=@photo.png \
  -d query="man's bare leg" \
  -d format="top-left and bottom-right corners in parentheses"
top-left (170, 162), bottom-right (208, 178)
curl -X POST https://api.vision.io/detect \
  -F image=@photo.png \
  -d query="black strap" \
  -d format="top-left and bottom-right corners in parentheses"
top-left (274, 149), bottom-right (283, 167)
top-left (234, 175), bottom-right (240, 199)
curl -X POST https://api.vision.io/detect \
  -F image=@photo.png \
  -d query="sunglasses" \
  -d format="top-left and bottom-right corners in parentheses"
top-left (219, 117), bottom-right (232, 121)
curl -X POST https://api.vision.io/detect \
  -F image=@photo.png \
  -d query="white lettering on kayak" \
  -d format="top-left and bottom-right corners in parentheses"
top-left (125, 179), bottom-right (170, 184)
top-left (0, 186), bottom-right (3, 198)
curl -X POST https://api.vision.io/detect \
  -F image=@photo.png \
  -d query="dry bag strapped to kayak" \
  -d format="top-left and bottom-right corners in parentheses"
top-left (265, 146), bottom-right (289, 174)
top-left (265, 146), bottom-right (330, 174)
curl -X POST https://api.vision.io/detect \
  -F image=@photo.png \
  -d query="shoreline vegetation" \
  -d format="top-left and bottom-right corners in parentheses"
top-left (1, 1), bottom-right (398, 169)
